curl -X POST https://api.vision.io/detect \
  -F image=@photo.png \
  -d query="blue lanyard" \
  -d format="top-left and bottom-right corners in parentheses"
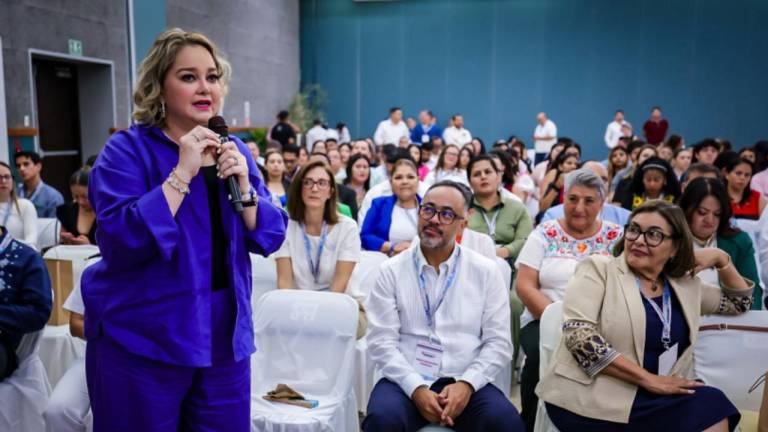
top-left (301, 222), bottom-right (328, 284)
top-left (1, 202), bottom-right (12, 227)
top-left (637, 278), bottom-right (672, 350)
top-left (413, 248), bottom-right (462, 330)
top-left (0, 232), bottom-right (13, 255)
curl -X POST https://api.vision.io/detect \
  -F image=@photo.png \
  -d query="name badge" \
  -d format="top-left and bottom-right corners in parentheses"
top-left (658, 343), bottom-right (678, 376)
top-left (414, 339), bottom-right (443, 380)
top-left (422, 134), bottom-right (429, 144)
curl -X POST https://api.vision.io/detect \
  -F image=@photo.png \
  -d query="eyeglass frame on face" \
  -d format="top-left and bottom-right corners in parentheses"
top-left (301, 178), bottom-right (331, 190)
top-left (418, 204), bottom-right (464, 225)
top-left (0, 174), bottom-right (12, 182)
top-left (624, 223), bottom-right (677, 247)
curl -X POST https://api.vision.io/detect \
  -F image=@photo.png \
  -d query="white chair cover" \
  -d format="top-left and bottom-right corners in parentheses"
top-left (38, 325), bottom-right (86, 387)
top-left (251, 253), bottom-right (278, 311)
top-left (347, 251), bottom-right (388, 302)
top-left (495, 257), bottom-right (512, 291)
top-left (534, 301), bottom-right (563, 432)
top-left (36, 218), bottom-right (60, 251)
top-left (733, 218), bottom-right (765, 293)
top-left (695, 311), bottom-right (768, 411)
top-left (0, 330), bottom-right (52, 432)
top-left (251, 290), bottom-right (359, 432)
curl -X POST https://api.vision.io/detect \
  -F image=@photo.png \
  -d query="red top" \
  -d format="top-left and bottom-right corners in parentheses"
top-left (643, 119), bottom-right (669, 145)
top-left (731, 189), bottom-right (762, 220)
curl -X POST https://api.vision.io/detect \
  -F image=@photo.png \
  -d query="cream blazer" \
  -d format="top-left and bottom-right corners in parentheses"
top-left (536, 253), bottom-right (753, 423)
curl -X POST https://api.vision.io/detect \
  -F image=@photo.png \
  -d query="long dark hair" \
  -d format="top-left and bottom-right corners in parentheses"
top-left (343, 153), bottom-right (371, 192)
top-left (286, 160), bottom-right (339, 224)
top-left (723, 157), bottom-right (755, 205)
top-left (627, 157), bottom-right (680, 201)
top-left (489, 150), bottom-right (516, 187)
top-left (678, 177), bottom-right (740, 239)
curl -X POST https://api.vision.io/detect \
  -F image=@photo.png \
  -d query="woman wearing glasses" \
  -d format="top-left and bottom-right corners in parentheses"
top-left (539, 200), bottom-right (752, 432)
top-left (275, 160), bottom-right (361, 293)
top-left (361, 159), bottom-right (421, 256)
top-left (515, 168), bottom-right (623, 430)
top-left (0, 162), bottom-right (38, 247)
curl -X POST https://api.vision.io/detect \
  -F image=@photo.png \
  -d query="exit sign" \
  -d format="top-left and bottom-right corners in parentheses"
top-left (68, 39), bottom-right (83, 56)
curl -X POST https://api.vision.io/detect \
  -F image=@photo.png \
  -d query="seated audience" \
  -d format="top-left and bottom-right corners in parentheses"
top-left (328, 148), bottom-right (346, 183)
top-left (515, 168), bottom-right (623, 429)
top-left (312, 140), bottom-right (327, 154)
top-left (671, 148), bottom-right (693, 181)
top-left (0, 226), bottom-right (52, 381)
top-left (680, 163), bottom-right (720, 191)
top-left (459, 145), bottom-right (473, 171)
top-left (343, 154), bottom-right (372, 208)
top-left (609, 140), bottom-right (647, 200)
top-left (471, 137), bottom-right (487, 155)
top-left (679, 177), bottom-right (763, 309)
top-left (361, 159), bottom-right (421, 256)
top-left (282, 144), bottom-right (301, 181)
top-left (657, 143), bottom-right (674, 162)
top-left (57, 168), bottom-right (97, 245)
top-left (264, 150), bottom-right (291, 208)
top-left (0, 162), bottom-right (38, 247)
top-left (612, 143), bottom-right (657, 206)
top-left (467, 155), bottom-right (533, 263)
top-left (739, 147), bottom-right (757, 165)
top-left (539, 201), bottom-right (752, 431)
top-left (750, 140), bottom-right (768, 197)
top-left (723, 157), bottom-right (766, 220)
top-left (409, 143), bottom-right (430, 181)
top-left (531, 141), bottom-right (566, 189)
top-left (275, 160), bottom-right (360, 293)
top-left (607, 146), bottom-right (629, 191)
top-left (692, 138), bottom-right (721, 165)
top-left (357, 149), bottom-right (429, 223)
top-left (541, 161), bottom-right (631, 227)
top-left (338, 142), bottom-right (352, 166)
top-left (423, 144), bottom-right (468, 187)
top-left (620, 157), bottom-right (680, 211)
top-left (14, 151), bottom-right (65, 218)
top-left (363, 181), bottom-right (524, 432)
top-left (44, 269), bottom-right (90, 431)
top-left (538, 151), bottom-right (579, 214)
top-left (307, 153), bottom-right (359, 220)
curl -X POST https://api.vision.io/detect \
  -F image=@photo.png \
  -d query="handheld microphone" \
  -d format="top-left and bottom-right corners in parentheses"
top-left (208, 116), bottom-right (244, 214)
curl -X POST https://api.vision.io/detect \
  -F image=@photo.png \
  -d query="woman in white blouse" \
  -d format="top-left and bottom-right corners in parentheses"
top-left (275, 159), bottom-right (361, 293)
top-left (423, 144), bottom-right (469, 187)
top-left (0, 162), bottom-right (38, 246)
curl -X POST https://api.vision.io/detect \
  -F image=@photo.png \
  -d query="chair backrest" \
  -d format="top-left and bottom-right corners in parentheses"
top-left (250, 253), bottom-right (277, 309)
top-left (347, 251), bottom-right (388, 301)
top-left (695, 311), bottom-right (768, 412)
top-left (733, 218), bottom-right (765, 289)
top-left (15, 329), bottom-right (44, 362)
top-left (251, 290), bottom-right (359, 396)
top-left (539, 301), bottom-right (564, 376)
top-left (36, 218), bottom-right (60, 250)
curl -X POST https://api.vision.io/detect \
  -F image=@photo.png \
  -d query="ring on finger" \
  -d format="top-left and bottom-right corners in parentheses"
top-left (192, 133), bottom-right (200, 142)
top-left (231, 157), bottom-right (238, 166)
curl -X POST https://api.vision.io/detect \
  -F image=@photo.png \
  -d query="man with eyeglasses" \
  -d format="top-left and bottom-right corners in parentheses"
top-left (363, 181), bottom-right (524, 432)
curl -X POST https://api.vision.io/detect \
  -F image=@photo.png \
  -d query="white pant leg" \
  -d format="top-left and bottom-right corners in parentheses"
top-left (44, 357), bottom-right (90, 432)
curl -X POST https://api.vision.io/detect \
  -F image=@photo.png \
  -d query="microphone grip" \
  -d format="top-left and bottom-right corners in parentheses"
top-left (227, 174), bottom-right (244, 214)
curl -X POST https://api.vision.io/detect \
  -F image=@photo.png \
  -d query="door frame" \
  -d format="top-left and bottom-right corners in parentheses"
top-left (0, 37), bottom-right (8, 163)
top-left (27, 48), bottom-right (116, 159)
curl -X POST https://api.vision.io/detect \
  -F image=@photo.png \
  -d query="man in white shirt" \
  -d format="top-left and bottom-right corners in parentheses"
top-left (374, 107), bottom-right (410, 146)
top-left (305, 119), bottom-right (328, 151)
top-left (363, 181), bottom-right (523, 431)
top-left (604, 109), bottom-right (630, 150)
top-left (442, 114), bottom-right (472, 147)
top-left (532, 112), bottom-right (557, 164)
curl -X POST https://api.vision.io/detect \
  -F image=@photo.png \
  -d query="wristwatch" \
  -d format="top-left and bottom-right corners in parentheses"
top-left (241, 186), bottom-right (258, 208)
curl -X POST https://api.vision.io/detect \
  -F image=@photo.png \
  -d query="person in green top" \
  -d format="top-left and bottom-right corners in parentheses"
top-left (679, 177), bottom-right (763, 309)
top-left (467, 154), bottom-right (533, 264)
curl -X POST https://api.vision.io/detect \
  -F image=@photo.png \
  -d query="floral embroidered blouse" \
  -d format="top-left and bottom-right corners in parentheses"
top-left (515, 218), bottom-right (623, 328)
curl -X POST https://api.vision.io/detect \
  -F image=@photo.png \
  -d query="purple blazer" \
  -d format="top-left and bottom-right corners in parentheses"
top-left (82, 125), bottom-right (287, 366)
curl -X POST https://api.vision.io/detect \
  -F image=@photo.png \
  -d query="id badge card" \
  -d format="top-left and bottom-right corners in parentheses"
top-left (658, 343), bottom-right (678, 376)
top-left (422, 134), bottom-right (429, 143)
top-left (414, 339), bottom-right (443, 380)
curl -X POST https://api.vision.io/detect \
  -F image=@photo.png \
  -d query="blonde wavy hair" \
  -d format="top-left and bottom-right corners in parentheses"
top-left (132, 28), bottom-right (231, 127)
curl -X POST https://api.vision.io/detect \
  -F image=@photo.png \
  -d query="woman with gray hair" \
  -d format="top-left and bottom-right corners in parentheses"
top-left (514, 168), bottom-right (624, 430)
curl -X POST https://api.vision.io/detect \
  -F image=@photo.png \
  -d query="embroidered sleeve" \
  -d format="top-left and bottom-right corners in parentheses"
top-left (562, 320), bottom-right (620, 377)
top-left (717, 288), bottom-right (753, 315)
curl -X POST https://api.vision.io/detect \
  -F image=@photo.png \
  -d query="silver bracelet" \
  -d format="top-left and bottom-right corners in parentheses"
top-left (165, 169), bottom-right (190, 195)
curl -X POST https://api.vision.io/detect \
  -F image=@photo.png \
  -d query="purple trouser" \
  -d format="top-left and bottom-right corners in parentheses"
top-left (86, 289), bottom-right (250, 432)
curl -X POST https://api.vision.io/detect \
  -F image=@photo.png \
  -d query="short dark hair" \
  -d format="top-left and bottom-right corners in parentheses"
top-left (723, 157), bottom-right (756, 205)
top-left (679, 177), bottom-right (740, 239)
top-left (466, 154), bottom-right (499, 179)
top-left (651, 106), bottom-right (662, 112)
top-left (627, 140), bottom-right (647, 156)
top-left (277, 110), bottom-right (289, 121)
top-left (692, 138), bottom-right (720, 159)
top-left (14, 151), bottom-right (41, 165)
top-left (325, 137), bottom-right (338, 144)
top-left (282, 144), bottom-right (300, 157)
top-left (85, 154), bottom-right (99, 167)
top-left (70, 167), bottom-right (90, 187)
top-left (613, 200), bottom-right (696, 278)
top-left (389, 107), bottom-right (401, 114)
top-left (386, 147), bottom-right (411, 165)
top-left (713, 150), bottom-right (740, 171)
top-left (426, 180), bottom-right (472, 210)
top-left (685, 162), bottom-right (721, 180)
top-left (615, 109), bottom-right (624, 114)
top-left (285, 160), bottom-right (339, 224)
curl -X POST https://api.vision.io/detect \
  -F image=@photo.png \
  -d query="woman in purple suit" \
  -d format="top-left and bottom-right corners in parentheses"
top-left (81, 28), bottom-right (287, 431)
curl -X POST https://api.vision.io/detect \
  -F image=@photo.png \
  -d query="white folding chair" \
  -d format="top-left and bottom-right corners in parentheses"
top-left (533, 301), bottom-right (563, 432)
top-left (36, 218), bottom-right (60, 251)
top-left (251, 290), bottom-right (359, 432)
top-left (734, 218), bottom-right (765, 295)
top-left (0, 330), bottom-right (52, 432)
top-left (250, 253), bottom-right (278, 312)
top-left (695, 311), bottom-right (768, 412)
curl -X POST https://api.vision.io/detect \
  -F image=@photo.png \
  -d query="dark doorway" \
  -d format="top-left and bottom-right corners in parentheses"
top-left (33, 58), bottom-right (82, 201)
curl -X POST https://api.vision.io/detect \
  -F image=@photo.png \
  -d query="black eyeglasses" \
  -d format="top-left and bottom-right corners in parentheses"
top-left (624, 223), bottom-right (676, 247)
top-left (418, 204), bottom-right (464, 225)
top-left (301, 178), bottom-right (331, 190)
